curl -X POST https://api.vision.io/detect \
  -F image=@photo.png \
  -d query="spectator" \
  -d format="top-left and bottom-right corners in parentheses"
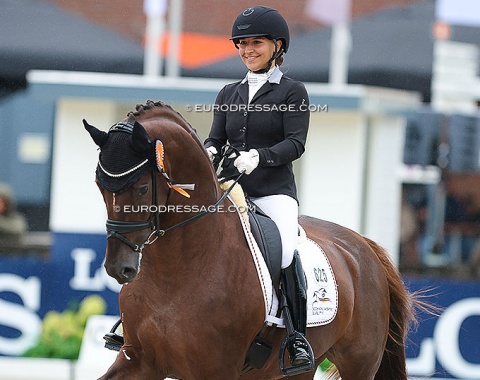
top-left (0, 183), bottom-right (27, 248)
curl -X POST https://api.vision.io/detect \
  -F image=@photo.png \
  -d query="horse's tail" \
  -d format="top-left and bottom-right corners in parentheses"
top-left (364, 237), bottom-right (415, 380)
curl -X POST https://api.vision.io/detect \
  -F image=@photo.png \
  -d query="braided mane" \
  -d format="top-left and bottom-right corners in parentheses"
top-left (125, 99), bottom-right (212, 170)
top-left (128, 100), bottom-right (196, 137)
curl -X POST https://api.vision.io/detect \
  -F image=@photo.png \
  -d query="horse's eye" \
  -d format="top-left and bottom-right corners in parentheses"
top-left (138, 185), bottom-right (149, 196)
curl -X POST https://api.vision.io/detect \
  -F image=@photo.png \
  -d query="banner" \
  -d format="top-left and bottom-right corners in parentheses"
top-left (304, 0), bottom-right (351, 25)
top-left (436, 0), bottom-right (480, 27)
top-left (144, 0), bottom-right (168, 17)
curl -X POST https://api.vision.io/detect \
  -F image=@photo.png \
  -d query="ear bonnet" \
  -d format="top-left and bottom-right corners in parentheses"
top-left (84, 119), bottom-right (153, 193)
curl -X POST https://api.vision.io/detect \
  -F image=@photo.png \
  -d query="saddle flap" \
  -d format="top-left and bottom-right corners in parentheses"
top-left (248, 210), bottom-right (282, 292)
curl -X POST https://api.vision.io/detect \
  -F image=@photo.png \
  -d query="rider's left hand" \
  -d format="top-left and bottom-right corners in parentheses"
top-left (234, 149), bottom-right (259, 175)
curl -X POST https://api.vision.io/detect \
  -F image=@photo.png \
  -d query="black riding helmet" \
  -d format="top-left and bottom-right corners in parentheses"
top-left (231, 6), bottom-right (290, 73)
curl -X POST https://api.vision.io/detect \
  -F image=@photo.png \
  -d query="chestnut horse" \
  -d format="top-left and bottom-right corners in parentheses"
top-left (85, 100), bottom-right (415, 380)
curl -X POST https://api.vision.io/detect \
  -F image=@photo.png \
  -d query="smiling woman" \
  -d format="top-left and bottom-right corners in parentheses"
top-left (237, 37), bottom-right (282, 73)
top-left (230, 6), bottom-right (289, 74)
top-left (204, 6), bottom-right (314, 370)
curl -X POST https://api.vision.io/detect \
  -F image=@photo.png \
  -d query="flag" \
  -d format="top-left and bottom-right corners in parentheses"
top-left (144, 0), bottom-right (168, 17)
top-left (305, 0), bottom-right (350, 25)
top-left (436, 0), bottom-right (480, 27)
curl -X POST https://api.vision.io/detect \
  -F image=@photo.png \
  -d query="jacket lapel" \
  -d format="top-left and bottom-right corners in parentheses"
top-left (238, 82), bottom-right (249, 104)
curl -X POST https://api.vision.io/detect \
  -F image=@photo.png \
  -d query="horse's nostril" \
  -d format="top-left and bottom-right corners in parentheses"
top-left (122, 267), bottom-right (137, 281)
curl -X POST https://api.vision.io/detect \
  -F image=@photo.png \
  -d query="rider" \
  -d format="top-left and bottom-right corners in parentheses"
top-left (204, 6), bottom-right (313, 370)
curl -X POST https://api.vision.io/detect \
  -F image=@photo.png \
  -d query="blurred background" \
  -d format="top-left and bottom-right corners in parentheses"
top-left (0, 0), bottom-right (479, 379)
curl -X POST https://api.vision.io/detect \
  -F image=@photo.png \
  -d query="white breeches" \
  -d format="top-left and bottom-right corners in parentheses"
top-left (250, 194), bottom-right (298, 268)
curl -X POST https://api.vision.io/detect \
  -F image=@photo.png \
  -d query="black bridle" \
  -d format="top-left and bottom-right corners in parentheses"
top-left (105, 168), bottom-right (244, 253)
top-left (105, 169), bottom-right (161, 253)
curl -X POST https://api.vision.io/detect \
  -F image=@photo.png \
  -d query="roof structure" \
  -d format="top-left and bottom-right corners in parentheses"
top-left (0, 0), bottom-right (144, 94)
top-left (183, 0), bottom-right (480, 101)
top-left (1, 0), bottom-right (479, 101)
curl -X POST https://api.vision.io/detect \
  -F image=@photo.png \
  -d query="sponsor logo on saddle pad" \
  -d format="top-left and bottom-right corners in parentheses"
top-left (301, 239), bottom-right (338, 326)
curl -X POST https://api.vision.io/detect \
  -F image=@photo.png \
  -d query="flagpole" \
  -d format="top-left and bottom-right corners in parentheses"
top-left (143, 0), bottom-right (167, 77)
top-left (304, 0), bottom-right (352, 86)
top-left (329, 20), bottom-right (351, 85)
top-left (329, 0), bottom-right (351, 86)
top-left (166, 0), bottom-right (183, 77)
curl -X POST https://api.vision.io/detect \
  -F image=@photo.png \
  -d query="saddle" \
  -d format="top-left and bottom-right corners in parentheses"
top-left (247, 201), bottom-right (282, 293)
top-left (218, 145), bottom-right (283, 292)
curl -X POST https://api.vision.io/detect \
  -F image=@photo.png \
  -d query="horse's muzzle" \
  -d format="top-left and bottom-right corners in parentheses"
top-left (104, 252), bottom-right (140, 284)
top-left (104, 218), bottom-right (151, 283)
top-left (106, 262), bottom-right (138, 284)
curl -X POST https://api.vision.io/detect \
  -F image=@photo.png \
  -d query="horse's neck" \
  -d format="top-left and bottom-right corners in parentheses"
top-left (144, 116), bottom-right (248, 273)
top-left (142, 205), bottom-right (243, 288)
top-left (152, 120), bottom-right (221, 204)
top-left (150, 171), bottom-right (243, 255)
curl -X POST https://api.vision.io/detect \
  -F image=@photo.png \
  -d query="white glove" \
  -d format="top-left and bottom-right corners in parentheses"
top-left (206, 146), bottom-right (218, 163)
top-left (234, 149), bottom-right (259, 175)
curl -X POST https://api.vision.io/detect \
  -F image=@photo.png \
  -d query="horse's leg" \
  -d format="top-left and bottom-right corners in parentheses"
top-left (322, 272), bottom-right (390, 380)
top-left (322, 246), bottom-right (390, 380)
top-left (325, 339), bottom-right (384, 380)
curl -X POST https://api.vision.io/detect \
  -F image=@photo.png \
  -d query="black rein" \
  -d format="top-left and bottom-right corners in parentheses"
top-left (105, 170), bottom-right (244, 253)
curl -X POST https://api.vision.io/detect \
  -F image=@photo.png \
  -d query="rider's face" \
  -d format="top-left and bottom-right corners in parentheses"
top-left (237, 37), bottom-right (279, 72)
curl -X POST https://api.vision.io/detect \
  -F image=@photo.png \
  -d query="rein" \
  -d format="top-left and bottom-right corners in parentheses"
top-left (106, 170), bottom-right (244, 253)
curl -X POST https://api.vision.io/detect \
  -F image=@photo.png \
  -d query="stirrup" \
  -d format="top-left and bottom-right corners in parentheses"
top-left (279, 332), bottom-right (315, 376)
top-left (103, 318), bottom-right (123, 351)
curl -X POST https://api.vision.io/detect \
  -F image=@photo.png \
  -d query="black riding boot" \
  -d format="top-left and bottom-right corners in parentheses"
top-left (281, 251), bottom-right (314, 367)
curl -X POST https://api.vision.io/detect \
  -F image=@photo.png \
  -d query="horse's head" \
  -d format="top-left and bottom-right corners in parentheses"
top-left (84, 101), bottom-right (217, 284)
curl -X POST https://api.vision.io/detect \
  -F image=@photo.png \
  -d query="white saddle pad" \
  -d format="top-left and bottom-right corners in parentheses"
top-left (299, 235), bottom-right (338, 326)
top-left (231, 198), bottom-right (338, 327)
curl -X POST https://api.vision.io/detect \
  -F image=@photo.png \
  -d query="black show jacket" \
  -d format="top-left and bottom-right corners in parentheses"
top-left (205, 72), bottom-right (310, 201)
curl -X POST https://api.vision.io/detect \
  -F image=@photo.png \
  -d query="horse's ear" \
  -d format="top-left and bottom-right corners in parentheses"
top-left (131, 121), bottom-right (151, 153)
top-left (83, 119), bottom-right (108, 147)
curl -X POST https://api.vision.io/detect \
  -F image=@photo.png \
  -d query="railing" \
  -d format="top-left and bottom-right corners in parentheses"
top-left (0, 232), bottom-right (51, 257)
